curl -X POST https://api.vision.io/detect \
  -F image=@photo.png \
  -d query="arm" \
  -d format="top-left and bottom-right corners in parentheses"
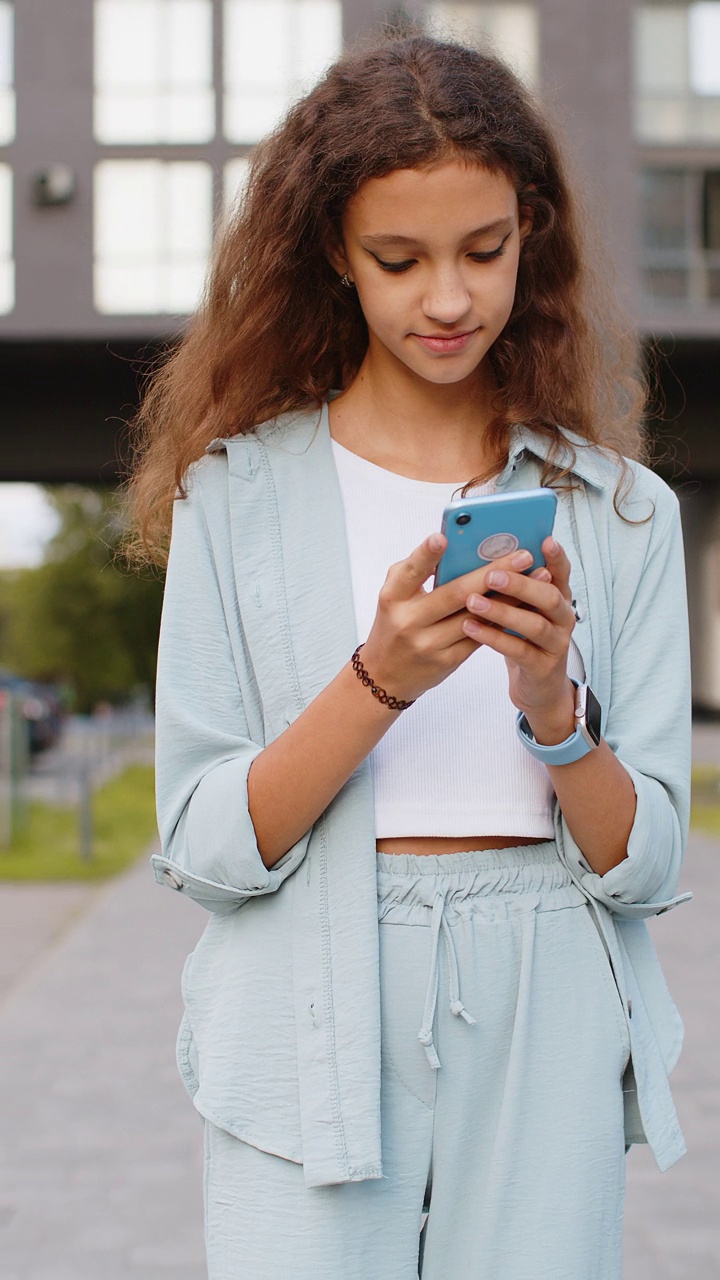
top-left (158, 475), bottom-right (541, 881)
top-left (249, 539), bottom-right (554, 866)
top-left (463, 499), bottom-right (690, 909)
top-left (153, 468), bottom-right (312, 910)
top-left (463, 538), bottom-right (636, 875)
top-left (580, 497), bottom-right (690, 909)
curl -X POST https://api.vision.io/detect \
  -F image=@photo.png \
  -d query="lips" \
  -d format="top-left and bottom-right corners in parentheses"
top-left (412, 329), bottom-right (478, 353)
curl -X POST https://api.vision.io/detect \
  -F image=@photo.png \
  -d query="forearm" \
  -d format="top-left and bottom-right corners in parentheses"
top-left (247, 660), bottom-right (400, 867)
top-left (526, 696), bottom-right (636, 876)
top-left (546, 744), bottom-right (636, 875)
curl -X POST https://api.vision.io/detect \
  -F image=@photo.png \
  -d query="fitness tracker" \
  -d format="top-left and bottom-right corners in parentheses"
top-left (515, 681), bottom-right (602, 765)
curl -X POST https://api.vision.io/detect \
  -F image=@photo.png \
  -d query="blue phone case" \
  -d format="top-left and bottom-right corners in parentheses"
top-left (434, 488), bottom-right (558, 588)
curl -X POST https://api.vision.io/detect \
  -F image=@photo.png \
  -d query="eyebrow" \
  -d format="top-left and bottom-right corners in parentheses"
top-left (361, 218), bottom-right (515, 248)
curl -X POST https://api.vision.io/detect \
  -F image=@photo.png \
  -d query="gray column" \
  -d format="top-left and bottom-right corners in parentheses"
top-left (343, 0), bottom-right (418, 43)
top-left (11, 0), bottom-right (95, 334)
top-left (536, 0), bottom-right (639, 315)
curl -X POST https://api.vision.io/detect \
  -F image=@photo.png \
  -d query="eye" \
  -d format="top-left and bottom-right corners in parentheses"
top-left (468, 231), bottom-right (513, 263)
top-left (372, 255), bottom-right (416, 274)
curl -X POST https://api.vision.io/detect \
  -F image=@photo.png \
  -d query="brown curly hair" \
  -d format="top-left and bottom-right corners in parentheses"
top-left (126, 29), bottom-right (646, 564)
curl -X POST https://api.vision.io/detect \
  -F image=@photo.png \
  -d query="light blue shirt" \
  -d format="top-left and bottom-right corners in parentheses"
top-left (153, 404), bottom-right (691, 1187)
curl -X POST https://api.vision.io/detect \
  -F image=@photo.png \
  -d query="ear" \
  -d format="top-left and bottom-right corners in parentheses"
top-left (325, 232), bottom-right (350, 279)
top-left (517, 186), bottom-right (535, 244)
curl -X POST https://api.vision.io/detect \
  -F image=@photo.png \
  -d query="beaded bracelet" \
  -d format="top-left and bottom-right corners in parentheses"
top-left (351, 644), bottom-right (416, 711)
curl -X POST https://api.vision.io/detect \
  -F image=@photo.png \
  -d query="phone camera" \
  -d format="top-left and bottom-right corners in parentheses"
top-left (455, 513), bottom-right (472, 526)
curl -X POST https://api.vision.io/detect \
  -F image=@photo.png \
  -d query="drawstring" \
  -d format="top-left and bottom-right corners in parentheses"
top-left (418, 891), bottom-right (476, 1069)
top-left (418, 894), bottom-right (444, 1069)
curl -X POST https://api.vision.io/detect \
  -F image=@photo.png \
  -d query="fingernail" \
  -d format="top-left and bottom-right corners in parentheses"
top-left (487, 570), bottom-right (508, 588)
top-left (511, 550), bottom-right (533, 569)
top-left (545, 537), bottom-right (558, 555)
top-left (429, 533), bottom-right (444, 553)
top-left (463, 619), bottom-right (482, 637)
top-left (468, 594), bottom-right (491, 612)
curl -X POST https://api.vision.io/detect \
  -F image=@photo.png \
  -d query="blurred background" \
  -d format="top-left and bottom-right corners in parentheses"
top-left (0, 2), bottom-right (718, 1277)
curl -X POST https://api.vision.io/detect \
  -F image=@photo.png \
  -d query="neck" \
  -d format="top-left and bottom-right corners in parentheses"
top-left (329, 354), bottom-right (500, 482)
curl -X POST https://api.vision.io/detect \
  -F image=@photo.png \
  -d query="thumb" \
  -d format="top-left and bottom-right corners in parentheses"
top-left (385, 532), bottom-right (447, 601)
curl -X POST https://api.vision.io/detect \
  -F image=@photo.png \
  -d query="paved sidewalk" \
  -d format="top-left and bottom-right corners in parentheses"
top-left (0, 856), bottom-right (206, 1280)
top-left (0, 827), bottom-right (717, 1277)
top-left (623, 830), bottom-right (719, 1278)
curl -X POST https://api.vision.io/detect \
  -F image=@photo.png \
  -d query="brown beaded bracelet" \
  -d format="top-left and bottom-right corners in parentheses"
top-left (351, 644), bottom-right (416, 711)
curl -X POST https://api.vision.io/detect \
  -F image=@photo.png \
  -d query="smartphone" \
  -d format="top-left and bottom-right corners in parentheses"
top-left (434, 488), bottom-right (557, 588)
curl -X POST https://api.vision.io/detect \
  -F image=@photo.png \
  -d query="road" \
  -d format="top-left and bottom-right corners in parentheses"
top-left (0, 806), bottom-right (716, 1275)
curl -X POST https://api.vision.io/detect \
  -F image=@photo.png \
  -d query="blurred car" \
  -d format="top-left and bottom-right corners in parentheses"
top-left (0, 672), bottom-right (64, 754)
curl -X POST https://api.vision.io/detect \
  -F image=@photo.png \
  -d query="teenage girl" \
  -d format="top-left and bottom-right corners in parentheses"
top-left (130, 30), bottom-right (690, 1280)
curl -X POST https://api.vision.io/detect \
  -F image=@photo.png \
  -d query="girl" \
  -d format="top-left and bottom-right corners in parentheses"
top-left (130, 29), bottom-right (691, 1280)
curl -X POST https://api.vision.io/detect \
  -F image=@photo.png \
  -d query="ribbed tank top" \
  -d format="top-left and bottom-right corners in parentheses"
top-left (331, 438), bottom-right (585, 838)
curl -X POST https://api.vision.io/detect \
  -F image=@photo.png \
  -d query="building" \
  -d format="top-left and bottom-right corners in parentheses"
top-left (0, 0), bottom-right (718, 701)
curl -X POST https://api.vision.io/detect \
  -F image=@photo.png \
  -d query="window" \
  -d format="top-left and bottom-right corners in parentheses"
top-left (636, 3), bottom-right (720, 142)
top-left (224, 155), bottom-right (252, 214)
top-left (0, 2), bottom-right (14, 145)
top-left (94, 0), bottom-right (215, 143)
top-left (0, 163), bottom-right (13, 313)
top-left (223, 0), bottom-right (342, 144)
top-left (639, 167), bottom-right (720, 305)
top-left (424, 3), bottom-right (538, 84)
top-left (94, 160), bottom-right (213, 313)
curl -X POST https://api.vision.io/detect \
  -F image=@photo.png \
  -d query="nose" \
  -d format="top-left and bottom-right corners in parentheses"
top-left (422, 266), bottom-right (472, 326)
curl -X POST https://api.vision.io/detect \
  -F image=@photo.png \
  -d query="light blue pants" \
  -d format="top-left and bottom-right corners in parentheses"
top-left (204, 843), bottom-right (630, 1279)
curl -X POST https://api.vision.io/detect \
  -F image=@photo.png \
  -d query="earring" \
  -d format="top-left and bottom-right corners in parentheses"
top-left (339, 272), bottom-right (354, 289)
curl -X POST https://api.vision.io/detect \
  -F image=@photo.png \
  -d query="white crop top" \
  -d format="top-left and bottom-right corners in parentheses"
top-left (331, 438), bottom-right (585, 838)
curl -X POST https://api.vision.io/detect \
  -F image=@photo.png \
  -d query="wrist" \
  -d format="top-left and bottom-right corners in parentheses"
top-left (520, 681), bottom-right (577, 746)
top-left (350, 644), bottom-right (416, 713)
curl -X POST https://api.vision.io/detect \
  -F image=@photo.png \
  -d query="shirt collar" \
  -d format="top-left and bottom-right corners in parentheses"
top-left (505, 424), bottom-right (617, 491)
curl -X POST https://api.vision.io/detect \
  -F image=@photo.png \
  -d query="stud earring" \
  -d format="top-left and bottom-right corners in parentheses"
top-left (339, 272), bottom-right (354, 289)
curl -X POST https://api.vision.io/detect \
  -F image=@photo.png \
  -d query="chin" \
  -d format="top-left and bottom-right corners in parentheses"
top-left (414, 358), bottom-right (488, 387)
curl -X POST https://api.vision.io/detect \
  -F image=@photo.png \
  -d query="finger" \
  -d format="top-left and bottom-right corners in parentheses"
top-left (425, 548), bottom-right (535, 623)
top-left (468, 568), bottom-right (572, 625)
top-left (424, 607), bottom-right (490, 653)
top-left (462, 614), bottom-right (540, 660)
top-left (542, 537), bottom-right (572, 600)
top-left (382, 533), bottom-right (447, 602)
top-left (464, 595), bottom-right (567, 653)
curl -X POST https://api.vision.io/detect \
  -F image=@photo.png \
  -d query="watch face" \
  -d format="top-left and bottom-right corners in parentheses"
top-left (584, 686), bottom-right (602, 746)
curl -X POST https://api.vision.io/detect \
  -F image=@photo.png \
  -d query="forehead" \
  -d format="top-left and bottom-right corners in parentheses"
top-left (344, 158), bottom-right (518, 239)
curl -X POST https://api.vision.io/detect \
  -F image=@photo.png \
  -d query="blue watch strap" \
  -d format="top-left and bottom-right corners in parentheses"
top-left (515, 707), bottom-right (596, 765)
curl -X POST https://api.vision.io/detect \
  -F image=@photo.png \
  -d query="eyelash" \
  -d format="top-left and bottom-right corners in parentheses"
top-left (373, 235), bottom-right (512, 274)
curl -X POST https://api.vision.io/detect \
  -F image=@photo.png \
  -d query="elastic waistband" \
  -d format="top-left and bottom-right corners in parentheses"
top-left (377, 840), bottom-right (560, 878)
top-left (377, 841), bottom-right (584, 917)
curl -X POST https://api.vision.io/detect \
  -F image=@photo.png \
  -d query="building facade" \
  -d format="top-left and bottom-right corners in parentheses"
top-left (0, 0), bottom-right (718, 701)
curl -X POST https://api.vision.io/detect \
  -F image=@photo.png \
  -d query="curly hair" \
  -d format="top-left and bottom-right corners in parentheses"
top-left (126, 29), bottom-right (646, 564)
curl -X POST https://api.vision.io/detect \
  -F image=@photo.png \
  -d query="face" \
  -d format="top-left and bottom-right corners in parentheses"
top-left (332, 157), bottom-right (530, 390)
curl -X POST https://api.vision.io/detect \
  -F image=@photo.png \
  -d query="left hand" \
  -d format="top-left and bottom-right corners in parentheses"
top-left (462, 536), bottom-right (577, 741)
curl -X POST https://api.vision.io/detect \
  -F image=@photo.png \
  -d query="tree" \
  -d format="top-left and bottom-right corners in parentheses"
top-left (0, 488), bottom-right (164, 713)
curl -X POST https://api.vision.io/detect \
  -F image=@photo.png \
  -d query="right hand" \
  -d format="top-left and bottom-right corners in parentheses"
top-left (359, 533), bottom-right (541, 704)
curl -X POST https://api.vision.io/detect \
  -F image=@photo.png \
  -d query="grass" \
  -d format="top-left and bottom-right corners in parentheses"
top-left (0, 764), bottom-right (157, 881)
top-left (690, 764), bottom-right (720, 837)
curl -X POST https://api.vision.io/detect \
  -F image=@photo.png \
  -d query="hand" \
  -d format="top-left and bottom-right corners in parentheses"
top-left (463, 536), bottom-right (578, 743)
top-left (360, 534), bottom-right (543, 705)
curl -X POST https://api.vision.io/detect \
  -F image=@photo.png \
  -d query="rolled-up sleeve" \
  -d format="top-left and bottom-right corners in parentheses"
top-left (152, 469), bottom-right (310, 912)
top-left (559, 493), bottom-right (691, 919)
